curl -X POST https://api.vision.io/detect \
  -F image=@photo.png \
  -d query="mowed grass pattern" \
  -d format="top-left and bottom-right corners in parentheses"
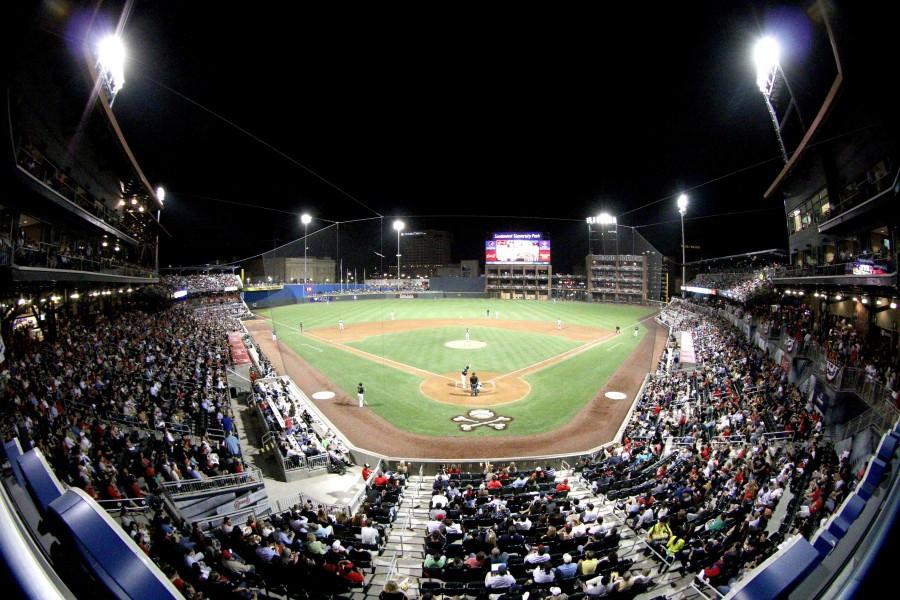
top-left (346, 326), bottom-right (581, 375)
top-left (263, 299), bottom-right (655, 436)
top-left (267, 299), bottom-right (652, 332)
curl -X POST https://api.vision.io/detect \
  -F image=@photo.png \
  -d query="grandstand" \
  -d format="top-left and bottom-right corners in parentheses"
top-left (2, 2), bottom-right (900, 600)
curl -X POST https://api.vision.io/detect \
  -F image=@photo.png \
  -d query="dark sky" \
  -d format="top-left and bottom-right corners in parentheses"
top-left (91, 1), bottom-right (851, 271)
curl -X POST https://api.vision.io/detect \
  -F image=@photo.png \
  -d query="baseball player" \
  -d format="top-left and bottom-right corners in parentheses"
top-left (465, 328), bottom-right (470, 341)
top-left (634, 325), bottom-right (639, 337)
top-left (338, 319), bottom-right (345, 331)
top-left (357, 382), bottom-right (366, 407)
top-left (461, 365), bottom-right (469, 389)
top-left (556, 318), bottom-right (562, 330)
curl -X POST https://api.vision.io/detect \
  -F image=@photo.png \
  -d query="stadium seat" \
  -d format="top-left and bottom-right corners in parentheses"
top-left (812, 530), bottom-right (839, 556)
top-left (827, 494), bottom-right (866, 538)
top-left (876, 434), bottom-right (899, 462)
top-left (858, 458), bottom-right (888, 500)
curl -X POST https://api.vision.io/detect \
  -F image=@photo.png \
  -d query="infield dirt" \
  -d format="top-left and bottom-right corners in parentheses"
top-left (244, 315), bottom-right (666, 458)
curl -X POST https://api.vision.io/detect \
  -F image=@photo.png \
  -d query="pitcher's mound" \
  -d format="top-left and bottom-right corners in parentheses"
top-left (445, 340), bottom-right (487, 349)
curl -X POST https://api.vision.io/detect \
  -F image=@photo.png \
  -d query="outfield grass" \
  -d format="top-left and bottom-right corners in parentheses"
top-left (264, 299), bottom-right (655, 436)
top-left (346, 326), bottom-right (582, 375)
top-left (266, 298), bottom-right (652, 332)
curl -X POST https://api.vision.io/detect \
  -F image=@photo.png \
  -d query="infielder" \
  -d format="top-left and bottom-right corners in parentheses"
top-left (357, 382), bottom-right (366, 407)
top-left (338, 319), bottom-right (345, 331)
top-left (556, 318), bottom-right (562, 330)
top-left (634, 325), bottom-right (639, 337)
top-left (465, 328), bottom-right (470, 341)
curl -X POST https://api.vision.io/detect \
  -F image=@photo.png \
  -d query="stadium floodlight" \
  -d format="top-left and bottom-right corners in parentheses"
top-left (891, 301), bottom-right (897, 309)
top-left (97, 34), bottom-right (126, 105)
top-left (677, 194), bottom-right (688, 297)
top-left (861, 297), bottom-right (869, 304)
top-left (753, 36), bottom-right (789, 163)
top-left (754, 36), bottom-right (780, 96)
top-left (393, 220), bottom-right (405, 290)
top-left (156, 186), bottom-right (165, 205)
top-left (586, 213), bottom-right (617, 225)
top-left (835, 294), bottom-right (842, 301)
top-left (301, 213), bottom-right (312, 285)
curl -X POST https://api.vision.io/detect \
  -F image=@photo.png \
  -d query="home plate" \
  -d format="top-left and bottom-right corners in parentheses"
top-left (445, 340), bottom-right (487, 349)
top-left (605, 391), bottom-right (627, 400)
top-left (312, 391), bottom-right (336, 400)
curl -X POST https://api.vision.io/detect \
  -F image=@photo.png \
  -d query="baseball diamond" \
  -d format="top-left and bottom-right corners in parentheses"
top-left (243, 298), bottom-right (661, 455)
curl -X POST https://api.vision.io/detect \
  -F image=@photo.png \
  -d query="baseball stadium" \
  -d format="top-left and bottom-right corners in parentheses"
top-left (2, 3), bottom-right (900, 600)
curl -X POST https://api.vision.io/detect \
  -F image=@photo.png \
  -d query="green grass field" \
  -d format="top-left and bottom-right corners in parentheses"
top-left (347, 327), bottom-right (582, 375)
top-left (263, 299), bottom-right (655, 436)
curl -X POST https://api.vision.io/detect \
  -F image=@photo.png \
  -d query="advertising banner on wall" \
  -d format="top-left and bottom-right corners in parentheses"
top-left (825, 360), bottom-right (841, 383)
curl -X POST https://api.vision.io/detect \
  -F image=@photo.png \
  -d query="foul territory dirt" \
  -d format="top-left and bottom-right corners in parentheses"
top-left (244, 316), bottom-right (666, 459)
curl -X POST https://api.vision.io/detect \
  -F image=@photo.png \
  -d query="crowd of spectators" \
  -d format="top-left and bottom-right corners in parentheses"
top-left (254, 378), bottom-right (352, 471)
top-left (710, 296), bottom-right (899, 396)
top-left (164, 274), bottom-right (243, 294)
top-left (563, 300), bottom-right (862, 593)
top-left (688, 266), bottom-right (779, 303)
top-left (413, 462), bottom-right (657, 598)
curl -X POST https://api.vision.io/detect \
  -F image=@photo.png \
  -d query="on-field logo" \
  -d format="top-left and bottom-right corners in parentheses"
top-left (451, 409), bottom-right (512, 431)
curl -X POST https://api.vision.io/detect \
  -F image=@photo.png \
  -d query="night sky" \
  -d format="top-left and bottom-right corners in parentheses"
top-left (67, 1), bottom-right (875, 271)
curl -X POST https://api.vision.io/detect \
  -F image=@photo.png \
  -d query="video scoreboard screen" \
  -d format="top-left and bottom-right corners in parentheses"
top-left (485, 232), bottom-right (551, 264)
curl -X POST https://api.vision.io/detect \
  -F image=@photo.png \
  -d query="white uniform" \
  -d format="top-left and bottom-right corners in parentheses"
top-left (634, 326), bottom-right (639, 337)
top-left (465, 328), bottom-right (470, 341)
top-left (556, 319), bottom-right (562, 330)
top-left (390, 312), bottom-right (395, 320)
top-left (339, 320), bottom-right (345, 331)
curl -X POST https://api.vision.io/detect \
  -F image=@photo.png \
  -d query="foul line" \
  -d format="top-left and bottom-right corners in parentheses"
top-left (300, 343), bottom-right (324, 353)
top-left (270, 318), bottom-right (453, 381)
top-left (267, 314), bottom-right (657, 387)
top-left (490, 314), bottom-right (659, 383)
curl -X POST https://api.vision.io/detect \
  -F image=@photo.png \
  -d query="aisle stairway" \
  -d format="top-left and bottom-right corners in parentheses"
top-left (349, 473), bottom-right (431, 600)
top-left (365, 469), bottom-right (715, 600)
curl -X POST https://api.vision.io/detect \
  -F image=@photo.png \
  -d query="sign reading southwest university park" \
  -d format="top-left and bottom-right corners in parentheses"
top-left (485, 232), bottom-right (551, 264)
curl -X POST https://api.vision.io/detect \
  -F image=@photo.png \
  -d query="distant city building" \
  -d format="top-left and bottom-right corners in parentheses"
top-left (243, 256), bottom-right (336, 284)
top-left (400, 229), bottom-right (452, 277)
top-left (435, 259), bottom-right (480, 278)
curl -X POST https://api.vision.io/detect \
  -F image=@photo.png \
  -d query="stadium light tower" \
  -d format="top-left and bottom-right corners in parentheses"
top-left (301, 213), bottom-right (312, 284)
top-left (586, 213), bottom-right (616, 254)
top-left (97, 34), bottom-right (126, 106)
top-left (393, 219), bottom-right (405, 290)
top-left (677, 194), bottom-right (688, 297)
top-left (754, 36), bottom-right (789, 163)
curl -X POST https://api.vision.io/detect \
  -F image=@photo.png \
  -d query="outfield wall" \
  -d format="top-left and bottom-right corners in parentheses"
top-left (244, 284), bottom-right (488, 309)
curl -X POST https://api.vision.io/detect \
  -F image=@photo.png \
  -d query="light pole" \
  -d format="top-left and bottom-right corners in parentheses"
top-left (677, 194), bottom-right (688, 297)
top-left (96, 34), bottom-right (126, 106)
top-left (301, 213), bottom-right (312, 285)
top-left (754, 36), bottom-right (789, 163)
top-left (393, 220), bottom-right (404, 291)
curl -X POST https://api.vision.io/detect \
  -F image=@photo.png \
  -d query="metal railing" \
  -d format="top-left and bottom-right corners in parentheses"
top-left (271, 491), bottom-right (349, 517)
top-left (343, 459), bottom-right (383, 517)
top-left (159, 465), bottom-right (264, 498)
